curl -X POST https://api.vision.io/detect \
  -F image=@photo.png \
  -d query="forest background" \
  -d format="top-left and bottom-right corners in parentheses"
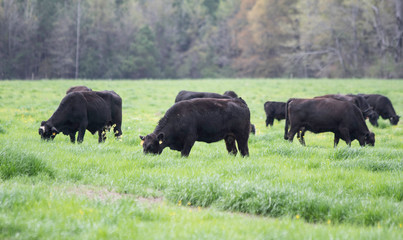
top-left (1, 0), bottom-right (403, 80)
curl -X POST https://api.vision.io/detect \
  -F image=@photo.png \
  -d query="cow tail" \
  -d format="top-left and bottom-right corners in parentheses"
top-left (284, 98), bottom-right (292, 140)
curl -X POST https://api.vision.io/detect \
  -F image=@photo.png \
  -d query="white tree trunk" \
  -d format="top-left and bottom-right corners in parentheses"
top-left (395, 0), bottom-right (403, 62)
top-left (75, 0), bottom-right (81, 79)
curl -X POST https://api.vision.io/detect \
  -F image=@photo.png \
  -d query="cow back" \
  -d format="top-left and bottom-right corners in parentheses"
top-left (66, 85), bottom-right (92, 94)
top-left (264, 101), bottom-right (286, 116)
top-left (158, 98), bottom-right (250, 143)
top-left (81, 92), bottom-right (112, 133)
top-left (316, 94), bottom-right (376, 119)
top-left (288, 98), bottom-right (367, 133)
top-left (175, 90), bottom-right (232, 103)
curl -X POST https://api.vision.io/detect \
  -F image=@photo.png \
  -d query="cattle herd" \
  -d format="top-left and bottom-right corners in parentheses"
top-left (39, 86), bottom-right (400, 157)
top-left (39, 86), bottom-right (122, 143)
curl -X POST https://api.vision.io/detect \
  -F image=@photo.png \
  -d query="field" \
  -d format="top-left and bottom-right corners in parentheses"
top-left (0, 79), bottom-right (402, 239)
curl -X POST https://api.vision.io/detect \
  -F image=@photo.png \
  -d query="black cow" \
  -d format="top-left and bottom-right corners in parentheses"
top-left (174, 90), bottom-right (237, 103)
top-left (358, 94), bottom-right (400, 126)
top-left (140, 98), bottom-right (250, 157)
top-left (284, 98), bottom-right (375, 147)
top-left (94, 90), bottom-right (123, 140)
top-left (66, 85), bottom-right (92, 94)
top-left (315, 94), bottom-right (379, 126)
top-left (264, 101), bottom-right (286, 127)
top-left (175, 90), bottom-right (255, 135)
top-left (39, 91), bottom-right (122, 143)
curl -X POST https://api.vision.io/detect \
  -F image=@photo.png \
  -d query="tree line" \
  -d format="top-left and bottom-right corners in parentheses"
top-left (1, 0), bottom-right (402, 79)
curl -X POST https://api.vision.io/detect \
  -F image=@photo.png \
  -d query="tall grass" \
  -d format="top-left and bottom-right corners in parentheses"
top-left (0, 79), bottom-right (402, 239)
top-left (0, 146), bottom-right (54, 179)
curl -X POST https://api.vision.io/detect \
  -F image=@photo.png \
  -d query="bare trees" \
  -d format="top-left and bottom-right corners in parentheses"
top-left (1, 0), bottom-right (403, 79)
top-left (285, 0), bottom-right (403, 78)
top-left (395, 0), bottom-right (403, 62)
top-left (75, 0), bottom-right (81, 79)
top-left (0, 0), bottom-right (38, 79)
top-left (230, 0), bottom-right (298, 77)
top-left (48, 1), bottom-right (76, 78)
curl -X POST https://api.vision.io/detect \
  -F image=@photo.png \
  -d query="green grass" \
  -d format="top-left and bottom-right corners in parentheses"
top-left (0, 146), bottom-right (54, 179)
top-left (0, 79), bottom-right (402, 239)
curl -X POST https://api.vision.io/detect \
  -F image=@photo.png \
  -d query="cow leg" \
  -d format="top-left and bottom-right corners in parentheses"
top-left (69, 133), bottom-right (76, 143)
top-left (334, 134), bottom-right (340, 148)
top-left (113, 123), bottom-right (122, 139)
top-left (338, 128), bottom-right (351, 146)
top-left (98, 128), bottom-right (107, 143)
top-left (287, 126), bottom-right (299, 143)
top-left (77, 131), bottom-right (85, 143)
top-left (77, 122), bottom-right (87, 143)
top-left (181, 140), bottom-right (195, 157)
top-left (236, 137), bottom-right (249, 157)
top-left (266, 117), bottom-right (274, 127)
top-left (298, 129), bottom-right (306, 146)
top-left (225, 135), bottom-right (237, 156)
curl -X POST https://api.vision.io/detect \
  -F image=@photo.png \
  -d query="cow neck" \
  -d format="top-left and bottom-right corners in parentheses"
top-left (155, 105), bottom-right (177, 134)
top-left (362, 107), bottom-right (372, 116)
top-left (47, 101), bottom-right (69, 130)
top-left (357, 116), bottom-right (370, 135)
top-left (47, 113), bottom-right (65, 130)
top-left (386, 103), bottom-right (397, 116)
top-left (154, 115), bottom-right (168, 134)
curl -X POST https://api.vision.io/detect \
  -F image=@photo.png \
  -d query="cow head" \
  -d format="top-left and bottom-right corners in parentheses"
top-left (139, 133), bottom-right (164, 155)
top-left (250, 124), bottom-right (256, 135)
top-left (223, 90), bottom-right (238, 98)
top-left (368, 111), bottom-right (379, 126)
top-left (365, 132), bottom-right (375, 146)
top-left (390, 115), bottom-right (400, 125)
top-left (38, 121), bottom-right (59, 141)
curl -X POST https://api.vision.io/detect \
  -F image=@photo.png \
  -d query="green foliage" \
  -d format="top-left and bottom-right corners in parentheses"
top-left (118, 26), bottom-right (161, 78)
top-left (203, 0), bottom-right (220, 19)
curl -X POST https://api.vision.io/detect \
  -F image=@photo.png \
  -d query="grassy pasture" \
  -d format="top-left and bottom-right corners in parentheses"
top-left (0, 79), bottom-right (402, 239)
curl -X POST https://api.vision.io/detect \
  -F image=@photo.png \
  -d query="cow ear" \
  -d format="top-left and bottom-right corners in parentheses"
top-left (41, 121), bottom-right (46, 126)
top-left (51, 127), bottom-right (59, 134)
top-left (366, 132), bottom-right (375, 139)
top-left (138, 136), bottom-right (145, 146)
top-left (157, 133), bottom-right (164, 144)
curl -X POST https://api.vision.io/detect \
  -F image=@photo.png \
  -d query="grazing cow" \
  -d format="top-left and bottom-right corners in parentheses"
top-left (174, 90), bottom-right (237, 103)
top-left (175, 90), bottom-right (255, 135)
top-left (358, 94), bottom-right (400, 126)
top-left (66, 85), bottom-right (92, 94)
top-left (94, 90), bottom-right (123, 140)
top-left (39, 91), bottom-right (122, 143)
top-left (284, 98), bottom-right (375, 147)
top-left (140, 98), bottom-right (250, 157)
top-left (314, 94), bottom-right (379, 126)
top-left (263, 101), bottom-right (286, 127)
